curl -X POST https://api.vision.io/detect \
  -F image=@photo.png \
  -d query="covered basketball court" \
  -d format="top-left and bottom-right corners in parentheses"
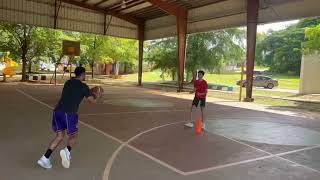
top-left (1, 0), bottom-right (320, 99)
top-left (1, 0), bottom-right (320, 180)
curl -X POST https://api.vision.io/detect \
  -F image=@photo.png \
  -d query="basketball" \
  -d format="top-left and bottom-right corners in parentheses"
top-left (90, 86), bottom-right (104, 99)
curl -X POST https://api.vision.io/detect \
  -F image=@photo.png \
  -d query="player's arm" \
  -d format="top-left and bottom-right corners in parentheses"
top-left (204, 81), bottom-right (208, 95)
top-left (84, 85), bottom-right (97, 103)
top-left (86, 96), bottom-right (97, 103)
top-left (193, 82), bottom-right (197, 92)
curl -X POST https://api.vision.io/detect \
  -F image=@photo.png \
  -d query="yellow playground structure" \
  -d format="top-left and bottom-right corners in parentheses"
top-left (0, 51), bottom-right (18, 77)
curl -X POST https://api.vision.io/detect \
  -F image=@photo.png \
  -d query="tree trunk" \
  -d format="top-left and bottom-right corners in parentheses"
top-left (21, 59), bottom-right (27, 82)
top-left (124, 63), bottom-right (127, 74)
top-left (28, 61), bottom-right (32, 73)
top-left (2, 74), bottom-right (6, 82)
top-left (21, 27), bottom-right (29, 82)
top-left (54, 65), bottom-right (57, 85)
top-left (171, 70), bottom-right (175, 81)
top-left (191, 70), bottom-right (196, 83)
top-left (91, 63), bottom-right (94, 79)
top-left (21, 48), bottom-right (28, 82)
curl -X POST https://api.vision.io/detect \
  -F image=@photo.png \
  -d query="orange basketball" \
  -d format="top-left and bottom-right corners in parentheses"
top-left (90, 86), bottom-right (104, 98)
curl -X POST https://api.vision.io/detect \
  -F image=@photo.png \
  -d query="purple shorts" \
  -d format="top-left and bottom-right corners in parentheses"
top-left (52, 111), bottom-right (79, 135)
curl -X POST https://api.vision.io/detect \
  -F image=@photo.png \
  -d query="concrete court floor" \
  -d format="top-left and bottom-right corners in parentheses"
top-left (0, 83), bottom-right (320, 180)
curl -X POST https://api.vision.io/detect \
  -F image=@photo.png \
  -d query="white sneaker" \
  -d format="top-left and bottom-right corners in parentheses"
top-left (185, 122), bottom-right (194, 128)
top-left (37, 155), bottom-right (52, 169)
top-left (60, 148), bottom-right (71, 168)
top-left (202, 123), bottom-right (206, 130)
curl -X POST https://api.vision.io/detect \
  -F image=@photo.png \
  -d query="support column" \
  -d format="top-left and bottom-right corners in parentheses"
top-left (103, 14), bottom-right (107, 35)
top-left (177, 8), bottom-right (188, 92)
top-left (54, 0), bottom-right (61, 29)
top-left (54, 0), bottom-right (58, 29)
top-left (245, 0), bottom-right (259, 102)
top-left (138, 23), bottom-right (145, 86)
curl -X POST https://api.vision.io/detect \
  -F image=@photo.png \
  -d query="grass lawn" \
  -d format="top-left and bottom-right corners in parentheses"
top-left (123, 71), bottom-right (172, 82)
top-left (270, 75), bottom-right (300, 90)
top-left (123, 71), bottom-right (300, 90)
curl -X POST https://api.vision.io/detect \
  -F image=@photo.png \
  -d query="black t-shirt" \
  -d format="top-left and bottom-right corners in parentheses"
top-left (54, 79), bottom-right (91, 113)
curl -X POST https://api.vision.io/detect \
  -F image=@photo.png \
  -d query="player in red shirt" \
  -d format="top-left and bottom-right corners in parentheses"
top-left (185, 70), bottom-right (208, 129)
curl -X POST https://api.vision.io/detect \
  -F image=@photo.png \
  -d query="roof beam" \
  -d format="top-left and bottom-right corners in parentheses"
top-left (94, 0), bottom-right (110, 7)
top-left (58, 0), bottom-right (143, 25)
top-left (145, 0), bottom-right (186, 16)
top-left (117, 1), bottom-right (146, 12)
top-left (108, 0), bottom-right (136, 10)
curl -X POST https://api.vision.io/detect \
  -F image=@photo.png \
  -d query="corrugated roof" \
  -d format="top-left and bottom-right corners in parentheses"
top-left (0, 0), bottom-right (319, 40)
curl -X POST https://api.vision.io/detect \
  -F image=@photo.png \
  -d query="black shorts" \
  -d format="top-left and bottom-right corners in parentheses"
top-left (192, 97), bottom-right (206, 107)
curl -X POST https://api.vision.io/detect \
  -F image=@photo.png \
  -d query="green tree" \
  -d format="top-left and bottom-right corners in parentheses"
top-left (80, 33), bottom-right (105, 78)
top-left (187, 28), bottom-right (245, 79)
top-left (256, 17), bottom-right (320, 74)
top-left (304, 24), bottom-right (320, 54)
top-left (0, 23), bottom-right (35, 81)
top-left (101, 37), bottom-right (138, 75)
top-left (146, 28), bottom-right (245, 81)
top-left (146, 38), bottom-right (178, 80)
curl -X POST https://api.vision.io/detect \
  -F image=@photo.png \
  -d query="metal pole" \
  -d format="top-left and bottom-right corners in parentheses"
top-left (177, 8), bottom-right (188, 92)
top-left (245, 0), bottom-right (259, 102)
top-left (239, 62), bottom-right (245, 101)
top-left (138, 23), bottom-right (145, 86)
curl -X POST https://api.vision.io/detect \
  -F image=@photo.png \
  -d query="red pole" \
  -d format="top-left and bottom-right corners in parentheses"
top-left (245, 0), bottom-right (259, 102)
top-left (138, 23), bottom-right (145, 86)
top-left (177, 8), bottom-right (188, 92)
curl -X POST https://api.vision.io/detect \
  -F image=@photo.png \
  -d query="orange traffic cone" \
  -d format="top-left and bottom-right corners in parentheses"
top-left (196, 116), bottom-right (202, 135)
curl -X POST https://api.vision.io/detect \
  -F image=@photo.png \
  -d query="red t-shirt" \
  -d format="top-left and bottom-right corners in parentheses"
top-left (194, 79), bottom-right (208, 99)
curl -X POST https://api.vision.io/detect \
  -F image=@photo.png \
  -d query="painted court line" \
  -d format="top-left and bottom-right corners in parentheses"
top-left (16, 89), bottom-right (320, 177)
top-left (204, 130), bottom-right (320, 174)
top-left (81, 109), bottom-right (189, 116)
top-left (103, 121), bottom-right (187, 180)
top-left (183, 155), bottom-right (274, 175)
top-left (126, 144), bottom-right (186, 175)
top-left (276, 145), bottom-right (320, 157)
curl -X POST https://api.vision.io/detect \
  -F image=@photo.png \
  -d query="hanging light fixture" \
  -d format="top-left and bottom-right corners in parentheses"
top-left (121, 0), bottom-right (126, 8)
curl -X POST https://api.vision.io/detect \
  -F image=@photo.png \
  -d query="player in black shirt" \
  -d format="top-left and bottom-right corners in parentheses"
top-left (37, 67), bottom-right (98, 169)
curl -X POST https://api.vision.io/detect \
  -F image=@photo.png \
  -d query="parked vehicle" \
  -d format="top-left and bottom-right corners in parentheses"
top-left (236, 76), bottom-right (279, 89)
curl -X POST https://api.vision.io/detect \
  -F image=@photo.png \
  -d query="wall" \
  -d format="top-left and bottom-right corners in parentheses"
top-left (300, 53), bottom-right (320, 94)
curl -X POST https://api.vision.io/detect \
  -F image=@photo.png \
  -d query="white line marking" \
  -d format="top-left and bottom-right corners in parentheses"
top-left (203, 130), bottom-right (320, 174)
top-left (184, 143), bottom-right (320, 175)
top-left (16, 89), bottom-right (53, 110)
top-left (103, 121), bottom-right (187, 180)
top-left (184, 155), bottom-right (274, 175)
top-left (126, 144), bottom-right (186, 175)
top-left (276, 145), bottom-right (320, 157)
top-left (81, 109), bottom-right (188, 116)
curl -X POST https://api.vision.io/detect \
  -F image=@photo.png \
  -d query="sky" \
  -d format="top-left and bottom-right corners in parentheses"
top-left (257, 20), bottom-right (299, 33)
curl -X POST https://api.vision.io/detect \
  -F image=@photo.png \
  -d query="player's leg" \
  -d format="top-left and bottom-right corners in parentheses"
top-left (48, 131), bottom-right (66, 150)
top-left (200, 99), bottom-right (206, 129)
top-left (60, 113), bottom-right (78, 168)
top-left (185, 98), bottom-right (198, 128)
top-left (38, 112), bottom-right (66, 169)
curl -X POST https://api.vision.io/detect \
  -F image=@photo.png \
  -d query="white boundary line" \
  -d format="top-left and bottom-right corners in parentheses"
top-left (16, 89), bottom-right (320, 178)
top-left (103, 121), bottom-right (187, 180)
top-left (202, 130), bottom-right (320, 174)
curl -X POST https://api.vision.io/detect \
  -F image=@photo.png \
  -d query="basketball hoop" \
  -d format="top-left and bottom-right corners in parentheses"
top-left (67, 47), bottom-right (75, 56)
